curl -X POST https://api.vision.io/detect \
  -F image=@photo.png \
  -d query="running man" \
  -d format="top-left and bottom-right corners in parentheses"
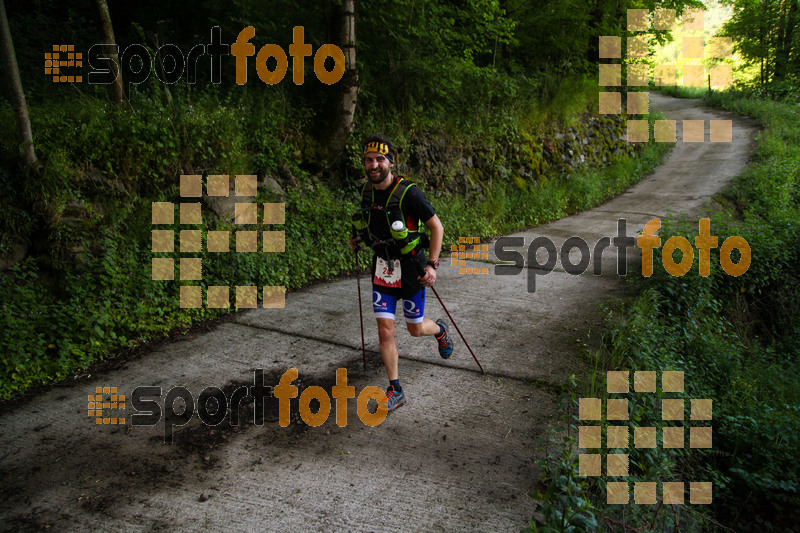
top-left (350, 134), bottom-right (454, 412)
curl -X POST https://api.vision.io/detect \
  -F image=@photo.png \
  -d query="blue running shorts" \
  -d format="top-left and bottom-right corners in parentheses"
top-left (372, 287), bottom-right (426, 323)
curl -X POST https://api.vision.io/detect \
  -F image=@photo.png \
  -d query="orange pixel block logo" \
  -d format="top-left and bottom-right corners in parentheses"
top-left (45, 45), bottom-right (83, 83)
top-left (578, 370), bottom-right (713, 505)
top-left (151, 174), bottom-right (287, 309)
top-left (451, 237), bottom-right (489, 275)
top-left (599, 9), bottom-right (733, 143)
top-left (88, 386), bottom-right (126, 425)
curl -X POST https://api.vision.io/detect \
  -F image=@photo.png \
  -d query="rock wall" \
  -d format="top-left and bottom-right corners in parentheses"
top-left (0, 114), bottom-right (639, 271)
top-left (400, 114), bottom-right (638, 194)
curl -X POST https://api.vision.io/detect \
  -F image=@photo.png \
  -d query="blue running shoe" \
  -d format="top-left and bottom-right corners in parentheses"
top-left (385, 385), bottom-right (406, 413)
top-left (435, 319), bottom-right (454, 359)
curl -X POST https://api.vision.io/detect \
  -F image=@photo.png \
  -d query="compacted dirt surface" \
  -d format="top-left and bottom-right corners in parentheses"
top-left (0, 94), bottom-right (758, 532)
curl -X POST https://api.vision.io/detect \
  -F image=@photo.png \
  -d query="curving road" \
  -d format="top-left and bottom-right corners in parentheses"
top-left (0, 94), bottom-right (759, 532)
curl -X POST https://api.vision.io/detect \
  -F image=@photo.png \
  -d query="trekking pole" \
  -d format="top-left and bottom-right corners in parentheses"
top-left (354, 246), bottom-right (367, 372)
top-left (429, 285), bottom-right (484, 374)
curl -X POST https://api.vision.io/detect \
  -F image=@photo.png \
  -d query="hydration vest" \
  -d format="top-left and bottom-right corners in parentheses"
top-left (353, 177), bottom-right (424, 259)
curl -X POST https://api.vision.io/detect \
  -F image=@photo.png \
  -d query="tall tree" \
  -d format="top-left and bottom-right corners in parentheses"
top-left (322, 0), bottom-right (358, 166)
top-left (773, 0), bottom-right (798, 80)
top-left (95, 0), bottom-right (125, 103)
top-left (722, 0), bottom-right (800, 85)
top-left (0, 0), bottom-right (38, 170)
top-left (358, 0), bottom-right (512, 113)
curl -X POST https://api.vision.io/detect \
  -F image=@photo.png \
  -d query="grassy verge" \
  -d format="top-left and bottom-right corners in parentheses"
top-left (650, 84), bottom-right (710, 99)
top-left (527, 91), bottom-right (800, 532)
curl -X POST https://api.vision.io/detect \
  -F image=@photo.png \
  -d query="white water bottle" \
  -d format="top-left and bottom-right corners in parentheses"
top-left (390, 220), bottom-right (408, 240)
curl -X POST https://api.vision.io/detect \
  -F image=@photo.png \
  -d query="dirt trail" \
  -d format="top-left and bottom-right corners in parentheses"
top-left (0, 94), bottom-right (758, 532)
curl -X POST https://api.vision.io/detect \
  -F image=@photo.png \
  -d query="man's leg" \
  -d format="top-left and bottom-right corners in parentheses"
top-left (373, 288), bottom-right (400, 380)
top-left (376, 317), bottom-right (399, 380)
top-left (403, 287), bottom-right (454, 358)
top-left (372, 289), bottom-right (407, 412)
top-left (376, 317), bottom-right (407, 411)
top-left (405, 318), bottom-right (440, 337)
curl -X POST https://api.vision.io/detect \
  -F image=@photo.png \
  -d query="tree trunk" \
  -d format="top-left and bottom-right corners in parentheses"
top-left (323, 0), bottom-right (359, 167)
top-left (764, 1), bottom-right (776, 83)
top-left (95, 0), bottom-right (125, 103)
top-left (0, 0), bottom-right (38, 170)
top-left (773, 0), bottom-right (788, 80)
top-left (586, 0), bottom-right (603, 64)
top-left (759, 10), bottom-right (770, 84)
top-left (776, 0), bottom-right (798, 81)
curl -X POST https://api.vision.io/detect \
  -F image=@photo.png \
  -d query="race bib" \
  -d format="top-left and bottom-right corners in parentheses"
top-left (374, 257), bottom-right (402, 288)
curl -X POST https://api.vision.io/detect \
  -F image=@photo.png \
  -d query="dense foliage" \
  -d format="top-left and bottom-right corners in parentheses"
top-left (720, 0), bottom-right (800, 86)
top-left (528, 90), bottom-right (800, 532)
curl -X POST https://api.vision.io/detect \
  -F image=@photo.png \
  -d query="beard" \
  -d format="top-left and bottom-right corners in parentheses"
top-left (367, 166), bottom-right (390, 185)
